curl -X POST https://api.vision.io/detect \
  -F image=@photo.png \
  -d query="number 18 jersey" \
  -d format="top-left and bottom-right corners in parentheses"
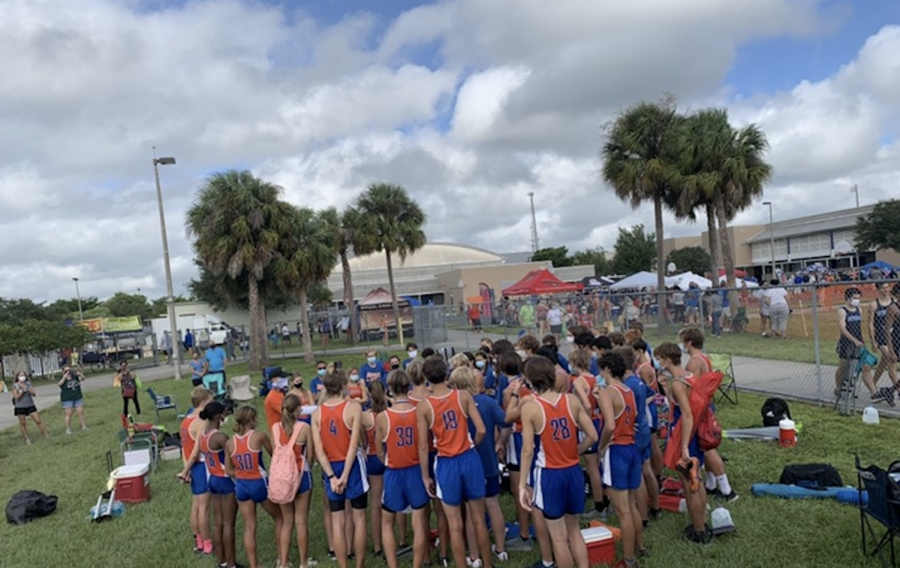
top-left (427, 390), bottom-right (473, 458)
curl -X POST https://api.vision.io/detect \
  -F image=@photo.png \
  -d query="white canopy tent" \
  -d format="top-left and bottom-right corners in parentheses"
top-left (718, 275), bottom-right (759, 288)
top-left (671, 272), bottom-right (713, 290)
top-left (609, 271), bottom-right (677, 291)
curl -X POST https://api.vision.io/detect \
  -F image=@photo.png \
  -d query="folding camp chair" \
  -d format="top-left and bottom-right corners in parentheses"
top-left (856, 455), bottom-right (900, 567)
top-left (709, 353), bottom-right (738, 405)
top-left (230, 375), bottom-right (257, 404)
top-left (146, 387), bottom-right (178, 424)
top-left (203, 373), bottom-right (227, 397)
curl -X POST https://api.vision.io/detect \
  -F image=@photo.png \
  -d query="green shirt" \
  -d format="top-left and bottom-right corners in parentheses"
top-left (60, 373), bottom-right (83, 402)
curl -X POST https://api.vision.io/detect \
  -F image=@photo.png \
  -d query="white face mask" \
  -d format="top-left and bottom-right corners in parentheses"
top-left (350, 374), bottom-right (360, 382)
top-left (408, 350), bottom-right (418, 359)
top-left (17, 375), bottom-right (26, 382)
top-left (367, 356), bottom-right (376, 364)
top-left (515, 349), bottom-right (526, 359)
top-left (475, 360), bottom-right (486, 369)
top-left (850, 298), bottom-right (861, 307)
top-left (565, 336), bottom-right (574, 344)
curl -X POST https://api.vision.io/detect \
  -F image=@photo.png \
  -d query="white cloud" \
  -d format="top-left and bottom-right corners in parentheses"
top-left (0, 0), bottom-right (897, 302)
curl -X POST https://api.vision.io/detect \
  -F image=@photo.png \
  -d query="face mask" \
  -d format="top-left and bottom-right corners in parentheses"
top-left (515, 349), bottom-right (526, 358)
top-left (596, 376), bottom-right (607, 388)
top-left (850, 298), bottom-right (860, 307)
top-left (408, 350), bottom-right (418, 359)
top-left (367, 356), bottom-right (376, 364)
top-left (591, 352), bottom-right (598, 360)
top-left (391, 364), bottom-right (400, 370)
top-left (475, 360), bottom-right (486, 369)
top-left (17, 375), bottom-right (26, 382)
top-left (293, 382), bottom-right (303, 389)
top-left (566, 336), bottom-right (574, 344)
top-left (678, 343), bottom-right (686, 353)
top-left (350, 374), bottom-right (360, 382)
top-left (317, 369), bottom-right (326, 376)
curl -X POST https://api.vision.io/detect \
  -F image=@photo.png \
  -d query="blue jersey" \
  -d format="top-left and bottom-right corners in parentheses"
top-left (556, 353), bottom-right (570, 374)
top-left (470, 393), bottom-right (507, 477)
top-left (360, 362), bottom-right (386, 387)
top-left (623, 374), bottom-right (651, 451)
top-left (493, 373), bottom-right (510, 405)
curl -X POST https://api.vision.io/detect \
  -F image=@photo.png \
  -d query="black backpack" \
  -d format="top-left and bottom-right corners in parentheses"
top-left (6, 490), bottom-right (58, 525)
top-left (779, 463), bottom-right (843, 490)
top-left (761, 397), bottom-right (791, 427)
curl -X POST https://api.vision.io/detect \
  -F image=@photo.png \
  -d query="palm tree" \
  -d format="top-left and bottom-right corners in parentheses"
top-left (355, 183), bottom-right (427, 345)
top-left (319, 206), bottom-right (370, 345)
top-left (271, 205), bottom-right (338, 362)
top-left (186, 170), bottom-right (286, 371)
top-left (602, 98), bottom-right (684, 332)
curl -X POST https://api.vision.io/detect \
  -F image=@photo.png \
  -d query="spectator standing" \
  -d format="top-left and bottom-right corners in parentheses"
top-left (547, 302), bottom-right (563, 339)
top-left (13, 371), bottom-right (50, 444)
top-left (117, 361), bottom-right (141, 417)
top-left (672, 288), bottom-right (685, 323)
top-left (162, 330), bottom-right (173, 364)
top-left (320, 318), bottom-right (331, 349)
top-left (184, 329), bottom-right (195, 355)
top-left (764, 279), bottom-right (790, 339)
top-left (189, 352), bottom-right (205, 386)
top-left (59, 365), bottom-right (88, 434)
top-left (225, 329), bottom-right (237, 362)
top-left (707, 287), bottom-right (724, 337)
top-left (203, 340), bottom-right (228, 380)
top-left (518, 301), bottom-right (535, 335)
top-left (281, 323), bottom-right (292, 346)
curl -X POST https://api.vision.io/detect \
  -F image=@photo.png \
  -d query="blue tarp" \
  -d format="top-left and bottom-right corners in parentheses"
top-left (402, 296), bottom-right (422, 306)
top-left (861, 260), bottom-right (897, 273)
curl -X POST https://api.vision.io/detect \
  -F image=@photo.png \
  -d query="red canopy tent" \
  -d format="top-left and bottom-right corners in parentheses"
top-left (718, 268), bottom-right (748, 278)
top-left (502, 269), bottom-right (584, 296)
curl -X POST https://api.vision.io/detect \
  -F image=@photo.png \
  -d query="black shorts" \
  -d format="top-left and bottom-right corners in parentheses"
top-left (14, 406), bottom-right (37, 416)
top-left (328, 493), bottom-right (368, 512)
top-left (550, 325), bottom-right (562, 334)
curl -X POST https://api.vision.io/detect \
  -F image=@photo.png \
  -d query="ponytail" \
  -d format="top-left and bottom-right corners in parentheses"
top-left (281, 393), bottom-right (301, 435)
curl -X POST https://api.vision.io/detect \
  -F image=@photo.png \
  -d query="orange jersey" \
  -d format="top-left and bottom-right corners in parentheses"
top-left (512, 385), bottom-right (533, 433)
top-left (231, 431), bottom-right (265, 480)
top-left (200, 429), bottom-right (226, 477)
top-left (691, 353), bottom-right (713, 375)
top-left (180, 414), bottom-right (198, 461)
top-left (276, 422), bottom-right (307, 472)
top-left (365, 413), bottom-right (379, 456)
top-left (409, 395), bottom-right (436, 453)
top-left (426, 389), bottom-right (473, 458)
top-left (348, 384), bottom-right (363, 400)
top-left (573, 373), bottom-right (599, 419)
top-left (534, 393), bottom-right (579, 469)
top-left (383, 404), bottom-right (420, 469)
top-left (637, 361), bottom-right (657, 392)
top-left (320, 400), bottom-right (353, 463)
top-left (610, 384), bottom-right (637, 446)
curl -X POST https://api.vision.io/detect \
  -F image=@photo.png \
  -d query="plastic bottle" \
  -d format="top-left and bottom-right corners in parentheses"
top-left (862, 406), bottom-right (880, 425)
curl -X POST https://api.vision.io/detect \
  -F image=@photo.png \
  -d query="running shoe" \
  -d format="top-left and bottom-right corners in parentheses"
top-left (505, 536), bottom-right (533, 552)
top-left (491, 545), bottom-right (509, 562)
top-left (715, 491), bottom-right (739, 503)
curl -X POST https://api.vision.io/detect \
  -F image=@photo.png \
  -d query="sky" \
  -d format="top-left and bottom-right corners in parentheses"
top-left (1, 0), bottom-right (899, 303)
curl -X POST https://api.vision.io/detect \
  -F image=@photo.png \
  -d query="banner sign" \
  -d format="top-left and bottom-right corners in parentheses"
top-left (77, 316), bottom-right (143, 333)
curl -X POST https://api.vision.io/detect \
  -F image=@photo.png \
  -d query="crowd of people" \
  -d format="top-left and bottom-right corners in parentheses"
top-left (176, 321), bottom-right (734, 568)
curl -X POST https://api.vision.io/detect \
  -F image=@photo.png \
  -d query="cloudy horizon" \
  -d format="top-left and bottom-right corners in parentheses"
top-left (1, 0), bottom-right (898, 303)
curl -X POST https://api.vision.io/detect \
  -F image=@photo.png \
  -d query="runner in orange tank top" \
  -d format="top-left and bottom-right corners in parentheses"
top-left (567, 347), bottom-right (606, 526)
top-left (225, 406), bottom-right (282, 568)
top-left (362, 379), bottom-right (389, 557)
top-left (312, 369), bottom-right (368, 568)
top-left (417, 358), bottom-right (492, 568)
top-left (518, 356), bottom-right (597, 568)
top-left (679, 327), bottom-right (737, 504)
top-left (596, 352), bottom-right (645, 566)
top-left (377, 370), bottom-right (430, 568)
top-left (179, 387), bottom-right (215, 555)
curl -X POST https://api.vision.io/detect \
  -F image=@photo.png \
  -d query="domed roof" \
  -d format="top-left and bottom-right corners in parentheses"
top-left (341, 243), bottom-right (503, 272)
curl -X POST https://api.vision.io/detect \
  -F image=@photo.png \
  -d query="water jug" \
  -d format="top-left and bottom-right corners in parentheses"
top-left (862, 406), bottom-right (880, 425)
top-left (778, 418), bottom-right (796, 448)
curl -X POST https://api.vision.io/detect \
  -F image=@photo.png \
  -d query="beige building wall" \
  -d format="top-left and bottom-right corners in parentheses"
top-left (436, 262), bottom-right (548, 305)
top-left (700, 224), bottom-right (763, 268)
top-left (661, 235), bottom-right (703, 261)
top-left (877, 249), bottom-right (900, 267)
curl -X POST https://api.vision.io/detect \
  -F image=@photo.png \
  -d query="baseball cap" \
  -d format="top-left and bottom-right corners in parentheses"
top-left (273, 378), bottom-right (289, 390)
top-left (710, 507), bottom-right (735, 535)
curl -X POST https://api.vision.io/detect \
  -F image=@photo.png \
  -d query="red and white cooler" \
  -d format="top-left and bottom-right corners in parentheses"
top-left (582, 526), bottom-right (618, 566)
top-left (112, 464), bottom-right (151, 503)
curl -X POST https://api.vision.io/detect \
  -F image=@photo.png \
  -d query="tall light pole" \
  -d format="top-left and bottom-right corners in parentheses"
top-left (153, 154), bottom-right (182, 380)
top-left (763, 201), bottom-right (775, 279)
top-left (72, 277), bottom-right (84, 321)
top-left (528, 192), bottom-right (539, 253)
top-left (851, 184), bottom-right (860, 208)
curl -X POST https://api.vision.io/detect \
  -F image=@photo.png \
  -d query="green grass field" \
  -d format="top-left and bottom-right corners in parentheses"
top-left (1, 357), bottom-right (896, 568)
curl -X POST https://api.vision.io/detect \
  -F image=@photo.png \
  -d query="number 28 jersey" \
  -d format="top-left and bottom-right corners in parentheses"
top-left (426, 390), bottom-right (474, 458)
top-left (534, 394), bottom-right (579, 469)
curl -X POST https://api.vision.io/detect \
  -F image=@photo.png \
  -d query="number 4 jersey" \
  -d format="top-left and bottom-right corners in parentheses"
top-left (534, 393), bottom-right (579, 469)
top-left (426, 389), bottom-right (474, 458)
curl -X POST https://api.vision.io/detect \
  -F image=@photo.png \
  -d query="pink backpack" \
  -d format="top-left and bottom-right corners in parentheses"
top-left (268, 422), bottom-right (302, 504)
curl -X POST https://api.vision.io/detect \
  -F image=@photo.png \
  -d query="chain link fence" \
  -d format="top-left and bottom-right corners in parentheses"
top-left (440, 280), bottom-right (900, 415)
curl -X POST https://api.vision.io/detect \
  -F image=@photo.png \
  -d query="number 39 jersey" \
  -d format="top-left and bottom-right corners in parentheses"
top-left (383, 405), bottom-right (420, 469)
top-left (426, 390), bottom-right (474, 458)
top-left (534, 393), bottom-right (579, 469)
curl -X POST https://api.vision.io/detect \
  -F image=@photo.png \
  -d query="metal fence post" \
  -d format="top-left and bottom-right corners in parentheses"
top-left (812, 282), bottom-right (823, 406)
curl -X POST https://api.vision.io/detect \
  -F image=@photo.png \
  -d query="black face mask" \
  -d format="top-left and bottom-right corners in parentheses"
top-left (293, 382), bottom-right (303, 389)
top-left (391, 364), bottom-right (400, 370)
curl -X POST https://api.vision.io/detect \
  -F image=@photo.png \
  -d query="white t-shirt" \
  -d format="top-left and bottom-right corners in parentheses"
top-left (547, 308), bottom-right (563, 326)
top-left (765, 287), bottom-right (789, 307)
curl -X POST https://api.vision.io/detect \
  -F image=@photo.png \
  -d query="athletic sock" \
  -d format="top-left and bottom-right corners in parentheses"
top-left (195, 534), bottom-right (202, 549)
top-left (717, 474), bottom-right (732, 496)
top-left (542, 561), bottom-right (554, 568)
top-left (202, 539), bottom-right (213, 554)
top-left (705, 471), bottom-right (717, 491)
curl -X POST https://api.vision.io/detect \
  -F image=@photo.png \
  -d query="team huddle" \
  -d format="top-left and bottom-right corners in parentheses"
top-left (176, 323), bottom-right (731, 568)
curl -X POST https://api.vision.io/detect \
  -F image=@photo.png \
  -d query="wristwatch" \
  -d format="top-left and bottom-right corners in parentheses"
top-left (327, 473), bottom-right (335, 479)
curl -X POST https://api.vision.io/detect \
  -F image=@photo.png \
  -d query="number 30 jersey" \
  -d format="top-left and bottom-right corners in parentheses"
top-left (426, 390), bottom-right (474, 458)
top-left (534, 393), bottom-right (579, 469)
top-left (383, 404), bottom-right (420, 469)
